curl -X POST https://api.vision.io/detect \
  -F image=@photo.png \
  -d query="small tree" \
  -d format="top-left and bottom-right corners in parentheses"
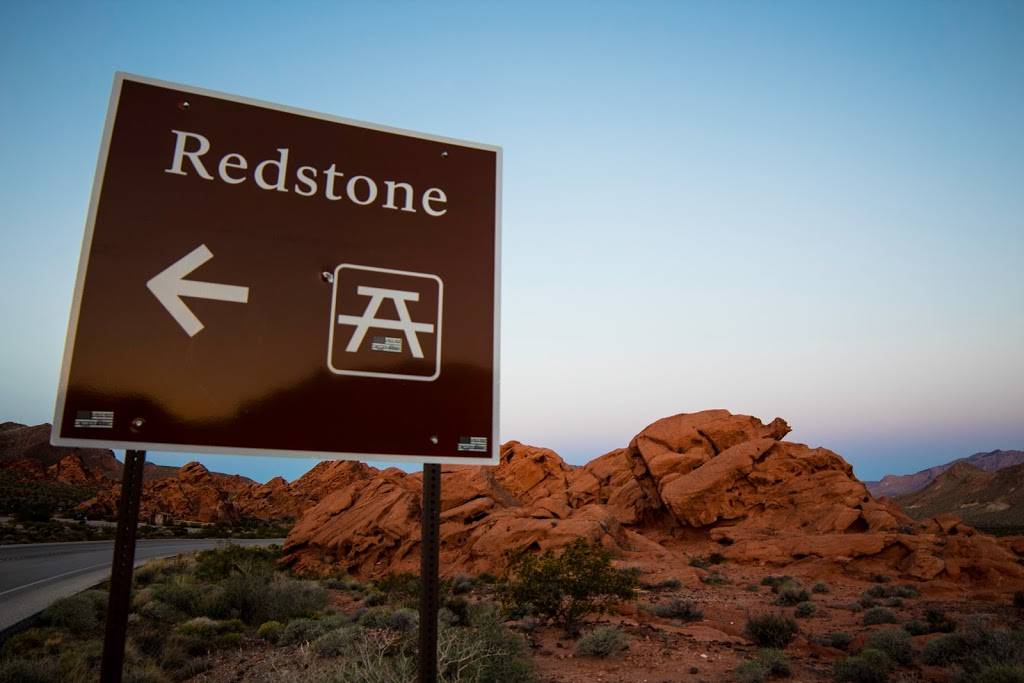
top-left (500, 539), bottom-right (636, 635)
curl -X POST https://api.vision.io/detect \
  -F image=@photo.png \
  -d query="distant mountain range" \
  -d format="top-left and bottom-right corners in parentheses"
top-left (895, 460), bottom-right (1024, 530)
top-left (865, 450), bottom-right (1024, 498)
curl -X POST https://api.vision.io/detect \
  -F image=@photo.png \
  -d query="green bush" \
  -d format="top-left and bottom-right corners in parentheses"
top-left (388, 607), bottom-right (419, 632)
top-left (903, 620), bottom-right (929, 636)
top-left (0, 657), bottom-right (59, 683)
top-left (280, 618), bottom-right (333, 645)
top-left (499, 539), bottom-right (636, 635)
top-left (450, 573), bottom-right (476, 595)
top-left (745, 614), bottom-right (798, 649)
top-left (827, 632), bottom-right (853, 650)
top-left (702, 571), bottom-right (730, 585)
top-left (358, 605), bottom-right (395, 629)
top-left (312, 625), bottom-right (362, 657)
top-left (689, 556), bottom-right (710, 569)
top-left (257, 620), bottom-right (284, 643)
top-left (576, 626), bottom-right (628, 658)
top-left (863, 607), bottom-right (898, 625)
top-left (647, 598), bottom-right (703, 622)
top-left (203, 574), bottom-right (326, 624)
top-left (375, 572), bottom-right (421, 603)
top-left (775, 582), bottom-right (810, 606)
top-left (193, 544), bottom-right (279, 582)
top-left (640, 577), bottom-right (682, 591)
top-left (812, 582), bottom-right (830, 594)
top-left (924, 608), bottom-right (957, 633)
top-left (762, 575), bottom-right (793, 588)
top-left (865, 628), bottom-right (913, 666)
top-left (122, 663), bottom-right (171, 683)
top-left (152, 578), bottom-right (204, 615)
top-left (795, 601), bottom-right (816, 618)
top-left (833, 648), bottom-right (892, 682)
top-left (42, 590), bottom-right (107, 634)
top-left (975, 664), bottom-right (1024, 683)
top-left (893, 584), bottom-right (919, 599)
top-left (734, 649), bottom-right (791, 682)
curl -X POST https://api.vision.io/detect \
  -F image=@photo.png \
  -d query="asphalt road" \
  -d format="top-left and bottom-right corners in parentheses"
top-left (0, 538), bottom-right (281, 631)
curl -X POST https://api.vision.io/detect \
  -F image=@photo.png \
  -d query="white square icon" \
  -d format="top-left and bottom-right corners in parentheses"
top-left (327, 264), bottom-right (443, 381)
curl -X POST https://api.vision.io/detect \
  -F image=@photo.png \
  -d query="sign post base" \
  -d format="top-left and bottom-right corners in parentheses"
top-left (99, 449), bottom-right (146, 683)
top-left (418, 463), bottom-right (441, 682)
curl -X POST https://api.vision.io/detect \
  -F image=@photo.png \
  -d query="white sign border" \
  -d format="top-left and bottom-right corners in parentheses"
top-left (51, 71), bottom-right (502, 467)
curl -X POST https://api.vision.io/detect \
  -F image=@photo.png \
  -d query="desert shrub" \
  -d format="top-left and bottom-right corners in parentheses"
top-left (388, 607), bottom-right (419, 632)
top-left (872, 574), bottom-right (891, 584)
top-left (904, 620), bottom-right (929, 636)
top-left (450, 573), bottom-right (476, 595)
top-left (441, 602), bottom-right (535, 682)
top-left (362, 591), bottom-right (387, 607)
top-left (280, 618), bottom-right (333, 645)
top-left (922, 633), bottom-right (970, 666)
top-left (57, 638), bottom-right (102, 680)
top-left (846, 602), bottom-right (864, 612)
top-left (717, 536), bottom-right (736, 546)
top-left (746, 583), bottom-right (760, 592)
top-left (443, 597), bottom-right (471, 627)
top-left (745, 614), bottom-right (798, 649)
top-left (257, 620), bottom-right (284, 643)
top-left (762, 575), bottom-right (793, 588)
top-left (813, 582), bottom-right (830, 594)
top-left (894, 584), bottom-right (920, 599)
top-left (863, 607), bottom-right (898, 625)
top-left (859, 596), bottom-right (878, 609)
top-left (1, 628), bottom-right (54, 657)
top-left (499, 539), bottom-right (636, 635)
top-left (775, 582), bottom-right (810, 606)
top-left (122, 663), bottom-right (171, 683)
top-left (864, 585), bottom-right (889, 599)
top-left (152, 577), bottom-right (203, 615)
top-left (827, 632), bottom-right (854, 650)
top-left (734, 649), bottom-right (791, 682)
top-left (193, 544), bottom-right (279, 582)
top-left (312, 625), bottom-right (362, 657)
top-left (576, 626), bottom-right (628, 658)
top-left (177, 616), bottom-right (244, 637)
top-left (648, 598), bottom-right (703, 622)
top-left (130, 622), bottom-right (166, 657)
top-left (884, 598), bottom-right (903, 608)
top-left (0, 657), bottom-right (59, 683)
top-left (708, 552), bottom-right (728, 565)
top-left (359, 606), bottom-right (396, 630)
top-left (924, 608), bottom-right (957, 633)
top-left (974, 664), bottom-right (1024, 683)
top-left (865, 628), bottom-right (913, 666)
top-left (689, 556), bottom-right (710, 569)
top-left (833, 648), bottom-right (893, 682)
top-left (640, 577), bottom-right (682, 591)
top-left (42, 589), bottom-right (107, 634)
top-left (795, 601), bottom-right (816, 618)
top-left (204, 573), bottom-right (326, 624)
top-left (375, 572), bottom-right (421, 603)
top-left (702, 571), bottom-right (730, 585)
top-left (137, 599), bottom-right (181, 623)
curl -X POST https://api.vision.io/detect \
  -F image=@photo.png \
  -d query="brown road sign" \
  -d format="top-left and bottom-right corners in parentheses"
top-left (53, 73), bottom-right (501, 465)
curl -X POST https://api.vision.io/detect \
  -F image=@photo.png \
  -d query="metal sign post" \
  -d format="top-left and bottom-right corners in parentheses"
top-left (99, 449), bottom-right (146, 683)
top-left (419, 464), bottom-right (441, 682)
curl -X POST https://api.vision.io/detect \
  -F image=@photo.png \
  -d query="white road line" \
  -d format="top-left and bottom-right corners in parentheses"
top-left (0, 561), bottom-right (110, 598)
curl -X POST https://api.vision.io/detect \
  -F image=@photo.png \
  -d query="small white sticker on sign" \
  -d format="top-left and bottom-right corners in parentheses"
top-left (457, 436), bottom-right (488, 452)
top-left (75, 410), bottom-right (114, 428)
top-left (371, 336), bottom-right (403, 353)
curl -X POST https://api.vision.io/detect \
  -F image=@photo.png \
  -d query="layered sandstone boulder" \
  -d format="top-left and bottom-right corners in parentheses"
top-left (281, 410), bottom-right (1024, 587)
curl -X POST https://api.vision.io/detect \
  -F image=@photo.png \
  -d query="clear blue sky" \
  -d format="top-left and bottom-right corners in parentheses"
top-left (1, 2), bottom-right (1021, 483)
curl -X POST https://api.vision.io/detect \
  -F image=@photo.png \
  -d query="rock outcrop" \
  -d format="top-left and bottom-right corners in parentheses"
top-left (281, 410), bottom-right (1024, 588)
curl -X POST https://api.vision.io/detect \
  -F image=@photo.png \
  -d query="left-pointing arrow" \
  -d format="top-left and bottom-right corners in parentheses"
top-left (146, 244), bottom-right (250, 337)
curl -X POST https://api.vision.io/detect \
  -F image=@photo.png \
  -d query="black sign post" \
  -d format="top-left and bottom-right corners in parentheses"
top-left (99, 449), bottom-right (146, 683)
top-left (419, 464), bottom-right (441, 682)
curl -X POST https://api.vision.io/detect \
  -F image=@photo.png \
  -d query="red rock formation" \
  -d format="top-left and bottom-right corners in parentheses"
top-left (281, 410), bottom-right (1024, 589)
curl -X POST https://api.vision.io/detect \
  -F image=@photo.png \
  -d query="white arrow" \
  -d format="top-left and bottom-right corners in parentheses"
top-left (146, 244), bottom-right (250, 337)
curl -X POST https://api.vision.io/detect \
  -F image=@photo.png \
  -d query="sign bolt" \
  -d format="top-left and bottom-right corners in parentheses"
top-left (430, 435), bottom-right (438, 445)
top-left (177, 100), bottom-right (190, 111)
top-left (440, 150), bottom-right (449, 158)
top-left (130, 417), bottom-right (145, 432)
top-left (321, 271), bottom-right (334, 284)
